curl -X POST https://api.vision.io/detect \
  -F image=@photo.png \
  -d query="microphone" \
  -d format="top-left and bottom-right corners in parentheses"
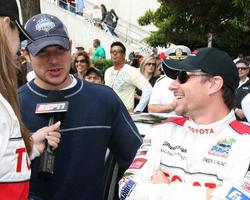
top-left (35, 91), bottom-right (68, 178)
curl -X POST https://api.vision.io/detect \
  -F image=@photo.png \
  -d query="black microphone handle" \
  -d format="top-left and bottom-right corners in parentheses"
top-left (38, 115), bottom-right (55, 178)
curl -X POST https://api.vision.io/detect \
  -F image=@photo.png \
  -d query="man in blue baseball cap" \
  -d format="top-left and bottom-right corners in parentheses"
top-left (18, 13), bottom-right (142, 200)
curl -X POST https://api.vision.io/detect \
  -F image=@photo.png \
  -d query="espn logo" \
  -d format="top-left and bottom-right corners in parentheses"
top-left (35, 102), bottom-right (69, 114)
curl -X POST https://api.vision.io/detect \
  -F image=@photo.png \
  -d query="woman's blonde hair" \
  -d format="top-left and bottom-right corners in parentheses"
top-left (0, 17), bottom-right (31, 154)
top-left (139, 55), bottom-right (158, 77)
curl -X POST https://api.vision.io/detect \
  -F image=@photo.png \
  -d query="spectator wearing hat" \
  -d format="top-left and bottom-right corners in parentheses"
top-left (148, 45), bottom-right (191, 114)
top-left (0, 1), bottom-right (61, 199)
top-left (119, 48), bottom-right (250, 199)
top-left (75, 46), bottom-right (84, 52)
top-left (18, 13), bottom-right (141, 200)
top-left (85, 67), bottom-right (103, 84)
top-left (234, 59), bottom-right (250, 121)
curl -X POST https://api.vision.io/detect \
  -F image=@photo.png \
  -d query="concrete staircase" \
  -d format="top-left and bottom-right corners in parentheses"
top-left (41, 0), bottom-right (153, 58)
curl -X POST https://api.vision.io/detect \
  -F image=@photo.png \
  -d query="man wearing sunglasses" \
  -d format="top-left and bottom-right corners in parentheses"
top-left (119, 47), bottom-right (250, 199)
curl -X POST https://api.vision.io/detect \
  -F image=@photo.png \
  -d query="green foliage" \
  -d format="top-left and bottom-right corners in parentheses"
top-left (138, 0), bottom-right (250, 50)
top-left (91, 59), bottom-right (113, 75)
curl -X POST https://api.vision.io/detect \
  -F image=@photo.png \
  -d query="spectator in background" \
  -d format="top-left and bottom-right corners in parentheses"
top-left (234, 59), bottom-right (250, 121)
top-left (105, 41), bottom-right (152, 112)
top-left (148, 45), bottom-right (191, 115)
top-left (100, 4), bottom-right (107, 22)
top-left (67, 0), bottom-right (75, 13)
top-left (148, 75), bottom-right (176, 115)
top-left (241, 92), bottom-right (250, 122)
top-left (152, 47), bottom-right (159, 58)
top-left (75, 0), bottom-right (84, 16)
top-left (92, 39), bottom-right (106, 60)
top-left (234, 52), bottom-right (244, 63)
top-left (134, 55), bottom-right (159, 112)
top-left (91, 5), bottom-right (102, 27)
top-left (19, 13), bottom-right (142, 200)
top-left (59, 0), bottom-right (67, 9)
top-left (128, 51), bottom-right (143, 68)
top-left (75, 46), bottom-right (84, 53)
top-left (72, 51), bottom-right (91, 79)
top-left (85, 67), bottom-right (104, 84)
top-left (104, 9), bottom-right (119, 36)
top-left (110, 9), bottom-right (119, 32)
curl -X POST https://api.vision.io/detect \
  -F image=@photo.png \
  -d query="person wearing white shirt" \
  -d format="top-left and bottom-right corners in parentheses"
top-left (105, 41), bottom-right (152, 112)
top-left (148, 75), bottom-right (176, 114)
top-left (148, 45), bottom-right (192, 115)
top-left (241, 92), bottom-right (250, 122)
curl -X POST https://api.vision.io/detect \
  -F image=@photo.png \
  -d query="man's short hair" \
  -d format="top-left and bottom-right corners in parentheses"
top-left (110, 41), bottom-right (126, 54)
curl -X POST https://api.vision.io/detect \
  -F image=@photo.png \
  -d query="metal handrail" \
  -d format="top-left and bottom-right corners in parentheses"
top-left (56, 0), bottom-right (151, 46)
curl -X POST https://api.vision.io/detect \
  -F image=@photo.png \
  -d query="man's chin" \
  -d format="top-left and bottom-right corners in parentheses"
top-left (175, 108), bottom-right (186, 117)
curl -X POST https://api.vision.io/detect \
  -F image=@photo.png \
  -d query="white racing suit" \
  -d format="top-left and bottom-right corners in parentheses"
top-left (119, 111), bottom-right (250, 199)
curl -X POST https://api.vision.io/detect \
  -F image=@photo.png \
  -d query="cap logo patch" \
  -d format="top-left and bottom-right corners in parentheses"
top-left (169, 48), bottom-right (188, 60)
top-left (175, 48), bottom-right (183, 57)
top-left (35, 17), bottom-right (55, 32)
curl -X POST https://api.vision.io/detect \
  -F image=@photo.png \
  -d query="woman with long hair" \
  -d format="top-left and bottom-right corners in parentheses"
top-left (0, 0), bottom-right (61, 199)
top-left (134, 55), bottom-right (159, 112)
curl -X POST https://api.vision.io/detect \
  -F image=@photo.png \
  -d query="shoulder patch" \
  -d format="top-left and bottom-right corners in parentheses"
top-left (230, 120), bottom-right (250, 134)
top-left (166, 117), bottom-right (188, 126)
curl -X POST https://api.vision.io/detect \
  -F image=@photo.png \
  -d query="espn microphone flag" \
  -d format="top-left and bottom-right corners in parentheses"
top-left (35, 101), bottom-right (68, 114)
top-left (36, 91), bottom-right (68, 178)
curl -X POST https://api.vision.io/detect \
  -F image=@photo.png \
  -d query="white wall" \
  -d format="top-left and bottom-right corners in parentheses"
top-left (41, 0), bottom-right (153, 58)
top-left (85, 0), bottom-right (159, 32)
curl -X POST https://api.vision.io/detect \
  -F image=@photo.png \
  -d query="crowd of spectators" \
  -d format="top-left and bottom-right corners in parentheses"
top-left (16, 38), bottom-right (250, 122)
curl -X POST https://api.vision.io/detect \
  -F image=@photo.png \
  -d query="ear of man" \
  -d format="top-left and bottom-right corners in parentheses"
top-left (207, 76), bottom-right (224, 95)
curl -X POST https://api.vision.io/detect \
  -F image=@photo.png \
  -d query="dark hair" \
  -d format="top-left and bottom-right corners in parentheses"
top-left (236, 59), bottom-right (249, 67)
top-left (222, 84), bottom-right (235, 110)
top-left (94, 39), bottom-right (100, 46)
top-left (235, 59), bottom-right (248, 66)
top-left (200, 76), bottom-right (235, 110)
top-left (111, 41), bottom-right (126, 53)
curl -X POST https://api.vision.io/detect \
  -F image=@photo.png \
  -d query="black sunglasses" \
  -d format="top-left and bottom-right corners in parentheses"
top-left (177, 71), bottom-right (211, 84)
top-left (237, 67), bottom-right (249, 71)
top-left (75, 59), bottom-right (86, 63)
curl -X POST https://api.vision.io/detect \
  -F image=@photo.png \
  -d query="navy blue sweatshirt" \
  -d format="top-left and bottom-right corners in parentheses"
top-left (18, 78), bottom-right (142, 200)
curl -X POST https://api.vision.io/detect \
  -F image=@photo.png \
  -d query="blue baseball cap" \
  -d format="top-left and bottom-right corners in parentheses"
top-left (25, 13), bottom-right (70, 55)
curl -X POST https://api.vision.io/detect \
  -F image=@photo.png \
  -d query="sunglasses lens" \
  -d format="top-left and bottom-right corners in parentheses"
top-left (177, 71), bottom-right (188, 84)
